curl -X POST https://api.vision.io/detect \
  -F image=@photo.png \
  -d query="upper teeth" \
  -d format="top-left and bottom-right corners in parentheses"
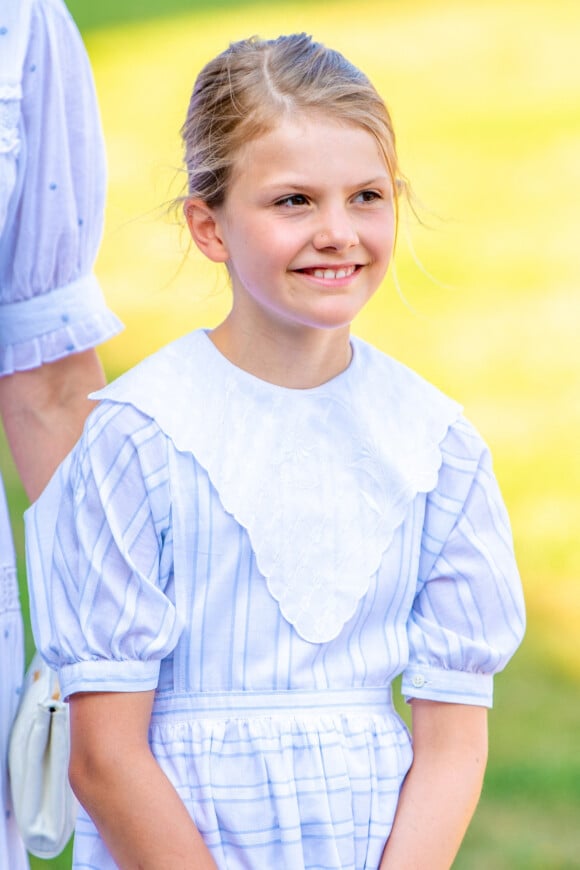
top-left (312, 266), bottom-right (355, 279)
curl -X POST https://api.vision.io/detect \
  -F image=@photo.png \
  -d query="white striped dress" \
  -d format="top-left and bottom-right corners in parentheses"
top-left (26, 330), bottom-right (525, 870)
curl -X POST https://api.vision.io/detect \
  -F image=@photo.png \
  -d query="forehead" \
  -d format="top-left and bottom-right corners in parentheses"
top-left (230, 113), bottom-right (389, 187)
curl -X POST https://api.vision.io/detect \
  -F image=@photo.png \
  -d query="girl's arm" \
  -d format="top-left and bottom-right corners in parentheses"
top-left (69, 689), bottom-right (218, 870)
top-left (0, 350), bottom-right (105, 502)
top-left (380, 699), bottom-right (488, 870)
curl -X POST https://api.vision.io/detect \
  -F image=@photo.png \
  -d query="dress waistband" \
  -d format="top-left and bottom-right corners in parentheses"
top-left (151, 686), bottom-right (394, 722)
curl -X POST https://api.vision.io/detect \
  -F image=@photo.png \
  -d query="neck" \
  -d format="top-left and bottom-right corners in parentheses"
top-left (209, 318), bottom-right (353, 389)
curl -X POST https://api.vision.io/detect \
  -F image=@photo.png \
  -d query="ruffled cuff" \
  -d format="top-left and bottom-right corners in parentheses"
top-left (59, 658), bottom-right (161, 701)
top-left (401, 664), bottom-right (493, 707)
top-left (0, 273), bottom-right (123, 375)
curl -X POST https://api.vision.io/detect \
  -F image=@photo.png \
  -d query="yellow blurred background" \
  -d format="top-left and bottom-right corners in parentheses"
top-left (7, 0), bottom-right (578, 865)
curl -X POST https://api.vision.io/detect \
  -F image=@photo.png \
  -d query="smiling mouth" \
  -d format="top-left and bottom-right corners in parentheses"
top-left (297, 265), bottom-right (360, 279)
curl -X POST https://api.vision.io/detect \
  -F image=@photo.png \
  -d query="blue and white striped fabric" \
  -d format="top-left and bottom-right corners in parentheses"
top-left (25, 331), bottom-right (526, 869)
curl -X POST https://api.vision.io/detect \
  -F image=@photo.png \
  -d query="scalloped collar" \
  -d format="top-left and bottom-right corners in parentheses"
top-left (92, 330), bottom-right (461, 643)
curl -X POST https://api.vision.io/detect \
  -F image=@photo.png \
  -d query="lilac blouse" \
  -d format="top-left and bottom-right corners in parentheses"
top-left (0, 0), bottom-right (121, 375)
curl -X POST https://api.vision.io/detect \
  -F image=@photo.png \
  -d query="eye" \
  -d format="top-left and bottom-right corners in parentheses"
top-left (353, 189), bottom-right (382, 204)
top-left (274, 193), bottom-right (310, 208)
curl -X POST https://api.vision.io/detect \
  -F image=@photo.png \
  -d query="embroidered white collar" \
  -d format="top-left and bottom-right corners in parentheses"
top-left (93, 330), bottom-right (461, 644)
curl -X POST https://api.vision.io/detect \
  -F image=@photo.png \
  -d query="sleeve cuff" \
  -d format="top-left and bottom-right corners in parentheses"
top-left (0, 273), bottom-right (123, 374)
top-left (401, 665), bottom-right (494, 708)
top-left (59, 659), bottom-right (161, 700)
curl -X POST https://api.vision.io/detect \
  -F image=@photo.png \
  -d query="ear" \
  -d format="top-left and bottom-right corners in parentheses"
top-left (184, 198), bottom-right (229, 263)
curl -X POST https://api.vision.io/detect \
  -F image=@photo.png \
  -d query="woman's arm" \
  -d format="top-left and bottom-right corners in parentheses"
top-left (380, 699), bottom-right (488, 870)
top-left (0, 349), bottom-right (105, 501)
top-left (69, 689), bottom-right (218, 870)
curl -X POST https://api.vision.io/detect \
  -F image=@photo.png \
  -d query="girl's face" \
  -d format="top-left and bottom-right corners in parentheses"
top-left (197, 113), bottom-right (395, 338)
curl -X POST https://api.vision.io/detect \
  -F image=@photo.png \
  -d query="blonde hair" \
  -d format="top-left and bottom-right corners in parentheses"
top-left (181, 33), bottom-right (406, 212)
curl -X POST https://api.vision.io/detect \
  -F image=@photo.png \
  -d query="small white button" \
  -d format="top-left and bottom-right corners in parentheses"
top-left (412, 674), bottom-right (425, 688)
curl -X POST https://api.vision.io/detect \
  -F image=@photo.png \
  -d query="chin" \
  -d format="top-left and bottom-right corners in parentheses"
top-left (303, 304), bottom-right (366, 331)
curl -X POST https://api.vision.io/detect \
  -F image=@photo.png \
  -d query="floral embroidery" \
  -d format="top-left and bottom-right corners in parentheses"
top-left (94, 331), bottom-right (461, 643)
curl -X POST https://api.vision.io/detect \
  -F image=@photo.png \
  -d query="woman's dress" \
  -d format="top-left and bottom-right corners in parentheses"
top-left (0, 1), bottom-right (121, 863)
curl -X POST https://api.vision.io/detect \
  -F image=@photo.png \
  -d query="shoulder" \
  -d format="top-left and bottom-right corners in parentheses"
top-left (428, 414), bottom-right (493, 512)
top-left (420, 413), bottom-right (508, 573)
top-left (350, 336), bottom-right (460, 413)
top-left (29, 0), bottom-right (82, 35)
top-left (78, 392), bottom-right (171, 490)
top-left (351, 338), bottom-right (490, 457)
top-left (349, 338), bottom-right (464, 469)
top-left (23, 0), bottom-right (92, 95)
top-left (440, 414), bottom-right (489, 469)
top-left (80, 334), bottom-right (205, 461)
top-left (88, 331), bottom-right (210, 443)
top-left (350, 339), bottom-right (497, 508)
top-left (83, 395), bottom-right (162, 444)
top-left (19, 0), bottom-right (80, 58)
top-left (91, 332), bottom-right (199, 405)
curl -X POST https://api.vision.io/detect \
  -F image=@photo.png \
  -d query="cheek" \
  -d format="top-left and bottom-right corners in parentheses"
top-left (381, 212), bottom-right (397, 256)
top-left (228, 248), bottom-right (278, 295)
top-left (369, 220), bottom-right (395, 264)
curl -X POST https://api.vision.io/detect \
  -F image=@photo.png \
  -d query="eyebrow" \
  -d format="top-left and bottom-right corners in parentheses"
top-left (264, 175), bottom-right (392, 193)
top-left (353, 176), bottom-right (392, 188)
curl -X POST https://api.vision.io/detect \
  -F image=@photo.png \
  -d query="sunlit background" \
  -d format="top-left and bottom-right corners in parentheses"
top-left (2, 0), bottom-right (578, 867)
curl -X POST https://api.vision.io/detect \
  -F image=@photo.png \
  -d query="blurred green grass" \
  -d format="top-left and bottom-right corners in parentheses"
top-left (2, 0), bottom-right (579, 866)
top-left (65, 0), bottom-right (280, 30)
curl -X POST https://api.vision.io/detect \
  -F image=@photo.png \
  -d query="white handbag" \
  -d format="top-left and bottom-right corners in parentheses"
top-left (8, 652), bottom-right (77, 859)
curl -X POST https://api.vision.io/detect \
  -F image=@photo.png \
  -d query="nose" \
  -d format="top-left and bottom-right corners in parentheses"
top-left (313, 208), bottom-right (359, 251)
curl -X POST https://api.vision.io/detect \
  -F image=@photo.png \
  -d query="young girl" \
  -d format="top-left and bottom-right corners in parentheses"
top-left (25, 33), bottom-right (525, 870)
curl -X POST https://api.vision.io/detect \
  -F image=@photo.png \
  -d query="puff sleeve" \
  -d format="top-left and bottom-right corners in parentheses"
top-left (24, 401), bottom-right (183, 699)
top-left (401, 417), bottom-right (525, 707)
top-left (0, 0), bottom-right (122, 375)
